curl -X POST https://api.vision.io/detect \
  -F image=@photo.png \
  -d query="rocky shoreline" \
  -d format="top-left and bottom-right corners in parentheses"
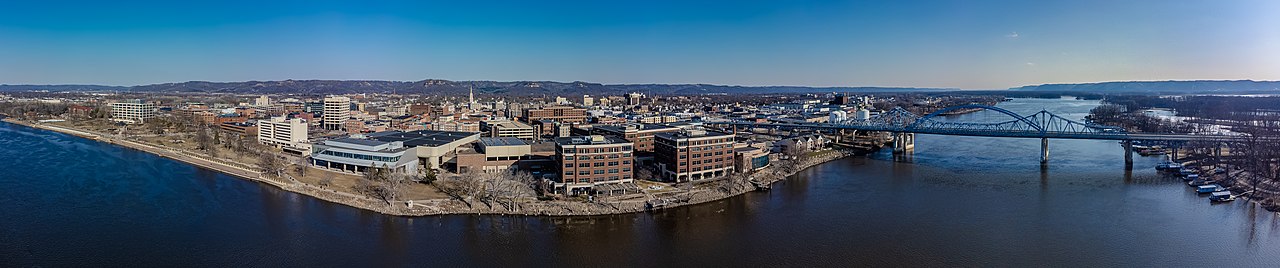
top-left (3, 118), bottom-right (865, 217)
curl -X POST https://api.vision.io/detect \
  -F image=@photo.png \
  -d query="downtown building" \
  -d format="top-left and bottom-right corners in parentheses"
top-left (654, 129), bottom-right (736, 182)
top-left (110, 100), bottom-right (157, 124)
top-left (310, 135), bottom-right (419, 175)
top-left (323, 96), bottom-right (350, 130)
top-left (522, 106), bottom-right (588, 124)
top-left (590, 123), bottom-right (682, 153)
top-left (258, 116), bottom-right (310, 154)
top-left (554, 135), bottom-right (634, 195)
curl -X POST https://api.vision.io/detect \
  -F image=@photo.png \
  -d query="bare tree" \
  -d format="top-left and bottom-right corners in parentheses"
top-left (258, 152), bottom-right (286, 179)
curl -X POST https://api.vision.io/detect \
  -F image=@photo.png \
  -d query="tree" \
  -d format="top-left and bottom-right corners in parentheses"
top-left (420, 168), bottom-right (437, 184)
top-left (258, 152), bottom-right (286, 179)
top-left (295, 156), bottom-right (309, 177)
top-left (194, 127), bottom-right (215, 153)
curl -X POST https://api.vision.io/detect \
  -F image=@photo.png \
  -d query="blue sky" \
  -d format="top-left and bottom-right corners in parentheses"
top-left (0, 0), bottom-right (1277, 89)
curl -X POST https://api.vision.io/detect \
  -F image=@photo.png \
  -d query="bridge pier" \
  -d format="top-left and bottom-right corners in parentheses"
top-left (1040, 138), bottom-right (1049, 166)
top-left (1123, 140), bottom-right (1134, 170)
top-left (892, 132), bottom-right (915, 155)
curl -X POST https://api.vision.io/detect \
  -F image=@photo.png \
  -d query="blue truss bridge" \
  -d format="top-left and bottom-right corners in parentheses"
top-left (715, 104), bottom-right (1261, 167)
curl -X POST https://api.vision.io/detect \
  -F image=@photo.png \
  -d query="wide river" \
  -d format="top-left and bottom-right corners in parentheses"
top-left (1, 98), bottom-right (1278, 267)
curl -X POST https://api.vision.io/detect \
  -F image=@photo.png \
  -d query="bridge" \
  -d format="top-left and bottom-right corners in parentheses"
top-left (717, 104), bottom-right (1258, 168)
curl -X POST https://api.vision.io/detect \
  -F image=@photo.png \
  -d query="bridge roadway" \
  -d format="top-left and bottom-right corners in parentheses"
top-left (709, 104), bottom-right (1272, 168)
top-left (718, 121), bottom-right (1252, 142)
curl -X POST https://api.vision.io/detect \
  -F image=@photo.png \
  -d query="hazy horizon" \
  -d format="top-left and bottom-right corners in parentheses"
top-left (2, 0), bottom-right (1277, 89)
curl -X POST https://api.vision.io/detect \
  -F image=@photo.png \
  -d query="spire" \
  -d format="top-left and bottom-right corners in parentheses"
top-left (468, 85), bottom-right (475, 105)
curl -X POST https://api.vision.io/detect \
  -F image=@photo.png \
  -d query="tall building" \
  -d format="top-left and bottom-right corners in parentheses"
top-left (654, 129), bottom-right (736, 182)
top-left (554, 135), bottom-right (634, 195)
top-left (258, 116), bottom-right (309, 152)
top-left (523, 106), bottom-right (588, 124)
top-left (323, 96), bottom-right (350, 130)
top-left (110, 101), bottom-right (157, 124)
top-left (255, 95), bottom-right (270, 107)
top-left (625, 92), bottom-right (644, 106)
top-left (582, 95), bottom-right (594, 106)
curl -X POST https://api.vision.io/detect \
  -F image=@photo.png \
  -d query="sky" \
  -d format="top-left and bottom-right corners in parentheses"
top-left (0, 0), bottom-right (1277, 89)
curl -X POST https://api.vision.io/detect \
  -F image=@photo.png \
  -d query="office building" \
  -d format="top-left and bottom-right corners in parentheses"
top-left (323, 96), bottom-right (350, 130)
top-left (110, 101), bottom-right (157, 124)
top-left (554, 135), bottom-right (634, 195)
top-left (654, 129), bottom-right (736, 182)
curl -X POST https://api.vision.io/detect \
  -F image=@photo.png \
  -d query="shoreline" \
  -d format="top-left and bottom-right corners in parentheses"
top-left (2, 117), bottom-right (863, 217)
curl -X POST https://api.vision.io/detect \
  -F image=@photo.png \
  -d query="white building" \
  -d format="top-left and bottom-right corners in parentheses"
top-left (110, 101), bottom-right (157, 124)
top-left (258, 116), bottom-right (309, 153)
top-left (254, 95), bottom-right (270, 107)
top-left (582, 95), bottom-right (594, 106)
top-left (323, 96), bottom-right (350, 130)
top-left (310, 136), bottom-right (419, 175)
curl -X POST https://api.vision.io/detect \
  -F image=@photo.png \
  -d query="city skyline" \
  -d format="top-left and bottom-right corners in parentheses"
top-left (2, 0), bottom-right (1278, 89)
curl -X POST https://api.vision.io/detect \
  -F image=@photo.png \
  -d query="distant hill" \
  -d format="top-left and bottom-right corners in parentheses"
top-left (0, 79), bottom-right (953, 95)
top-left (0, 84), bottom-right (128, 92)
top-left (1011, 80), bottom-right (1280, 93)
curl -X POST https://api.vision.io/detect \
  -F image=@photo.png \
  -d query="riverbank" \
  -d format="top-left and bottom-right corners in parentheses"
top-left (2, 117), bottom-right (865, 217)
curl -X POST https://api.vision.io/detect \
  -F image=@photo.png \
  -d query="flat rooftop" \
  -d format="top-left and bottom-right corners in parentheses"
top-left (479, 137), bottom-right (529, 147)
top-left (555, 135), bottom-right (629, 146)
top-left (655, 129), bottom-right (732, 140)
top-left (368, 130), bottom-right (477, 147)
top-left (593, 123), bottom-right (677, 133)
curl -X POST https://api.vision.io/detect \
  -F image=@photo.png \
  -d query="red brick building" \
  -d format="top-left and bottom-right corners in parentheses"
top-left (554, 135), bottom-right (634, 195)
top-left (654, 129), bottom-right (735, 182)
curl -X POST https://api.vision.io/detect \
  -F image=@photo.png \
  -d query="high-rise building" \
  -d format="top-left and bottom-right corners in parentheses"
top-left (625, 92), bottom-right (644, 106)
top-left (323, 96), bottom-right (350, 130)
top-left (554, 135), bottom-right (634, 195)
top-left (654, 129), bottom-right (735, 182)
top-left (582, 95), bottom-right (594, 106)
top-left (110, 100), bottom-right (157, 124)
top-left (258, 116), bottom-right (309, 150)
top-left (255, 95), bottom-right (270, 107)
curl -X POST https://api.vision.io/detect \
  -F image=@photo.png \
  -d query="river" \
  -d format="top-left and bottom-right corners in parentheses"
top-left (1, 98), bottom-right (1277, 267)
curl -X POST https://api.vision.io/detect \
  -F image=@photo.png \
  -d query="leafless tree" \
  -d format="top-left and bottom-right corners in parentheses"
top-left (258, 152), bottom-right (286, 179)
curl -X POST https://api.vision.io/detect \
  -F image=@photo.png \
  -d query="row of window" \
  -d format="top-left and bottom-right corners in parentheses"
top-left (563, 168), bottom-right (633, 176)
top-left (560, 146), bottom-right (634, 154)
top-left (563, 153), bottom-right (632, 160)
top-left (574, 175), bottom-right (631, 183)
top-left (318, 150), bottom-right (400, 163)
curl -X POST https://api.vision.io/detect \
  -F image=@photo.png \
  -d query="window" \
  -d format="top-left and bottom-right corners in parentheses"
top-left (579, 156), bottom-right (590, 160)
top-left (564, 171), bottom-right (573, 175)
top-left (594, 162), bottom-right (605, 167)
top-left (622, 167), bottom-right (631, 172)
top-left (579, 163), bottom-right (590, 167)
top-left (622, 160), bottom-right (631, 164)
top-left (594, 170), bottom-right (606, 174)
top-left (608, 161), bottom-right (618, 166)
top-left (579, 171), bottom-right (590, 175)
top-left (565, 163), bottom-right (573, 167)
top-left (608, 169), bottom-right (619, 173)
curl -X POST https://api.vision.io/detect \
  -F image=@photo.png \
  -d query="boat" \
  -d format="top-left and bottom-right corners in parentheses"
top-left (1188, 180), bottom-right (1212, 187)
top-left (1178, 168), bottom-right (1197, 176)
top-left (1156, 162), bottom-right (1182, 170)
top-left (1209, 191), bottom-right (1235, 202)
top-left (1196, 184), bottom-right (1224, 194)
top-left (1182, 174), bottom-right (1199, 182)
